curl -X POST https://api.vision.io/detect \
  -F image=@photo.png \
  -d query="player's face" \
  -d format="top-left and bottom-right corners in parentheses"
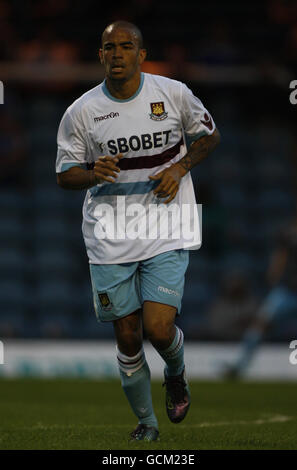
top-left (99, 28), bottom-right (146, 82)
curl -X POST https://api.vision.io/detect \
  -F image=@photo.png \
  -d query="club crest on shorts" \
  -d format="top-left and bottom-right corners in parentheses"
top-left (149, 102), bottom-right (168, 121)
top-left (98, 292), bottom-right (113, 311)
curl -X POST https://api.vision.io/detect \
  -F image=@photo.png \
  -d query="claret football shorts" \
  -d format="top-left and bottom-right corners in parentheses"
top-left (89, 249), bottom-right (189, 322)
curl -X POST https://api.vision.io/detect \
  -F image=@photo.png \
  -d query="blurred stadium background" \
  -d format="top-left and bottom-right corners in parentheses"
top-left (0, 0), bottom-right (297, 379)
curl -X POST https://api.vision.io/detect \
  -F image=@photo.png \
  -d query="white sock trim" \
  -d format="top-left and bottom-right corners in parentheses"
top-left (116, 346), bottom-right (146, 375)
top-left (163, 326), bottom-right (184, 359)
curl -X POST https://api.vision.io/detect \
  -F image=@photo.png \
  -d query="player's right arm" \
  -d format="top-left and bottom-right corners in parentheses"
top-left (56, 106), bottom-right (122, 190)
top-left (57, 154), bottom-right (123, 190)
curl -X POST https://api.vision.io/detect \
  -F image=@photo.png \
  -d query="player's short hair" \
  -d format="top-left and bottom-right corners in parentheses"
top-left (101, 21), bottom-right (144, 49)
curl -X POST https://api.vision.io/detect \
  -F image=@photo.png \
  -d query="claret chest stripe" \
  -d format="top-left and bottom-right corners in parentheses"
top-left (117, 136), bottom-right (184, 170)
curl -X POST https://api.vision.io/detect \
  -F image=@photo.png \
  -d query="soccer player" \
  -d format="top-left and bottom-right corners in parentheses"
top-left (222, 217), bottom-right (297, 379)
top-left (56, 21), bottom-right (220, 441)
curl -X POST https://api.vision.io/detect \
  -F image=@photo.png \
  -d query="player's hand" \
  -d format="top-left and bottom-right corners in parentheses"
top-left (93, 153), bottom-right (123, 183)
top-left (149, 163), bottom-right (187, 204)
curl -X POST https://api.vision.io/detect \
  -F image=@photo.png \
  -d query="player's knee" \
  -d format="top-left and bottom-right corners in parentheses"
top-left (119, 328), bottom-right (141, 344)
top-left (145, 321), bottom-right (175, 348)
top-left (117, 338), bottom-right (142, 357)
top-left (113, 314), bottom-right (142, 355)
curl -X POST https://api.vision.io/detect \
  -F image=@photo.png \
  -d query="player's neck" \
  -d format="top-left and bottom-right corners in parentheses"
top-left (105, 73), bottom-right (141, 100)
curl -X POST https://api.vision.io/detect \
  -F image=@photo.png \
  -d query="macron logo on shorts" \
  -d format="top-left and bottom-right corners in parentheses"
top-left (158, 286), bottom-right (180, 296)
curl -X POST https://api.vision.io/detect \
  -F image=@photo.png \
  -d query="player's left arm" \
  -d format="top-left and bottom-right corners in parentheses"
top-left (150, 129), bottom-right (220, 204)
top-left (178, 128), bottom-right (220, 172)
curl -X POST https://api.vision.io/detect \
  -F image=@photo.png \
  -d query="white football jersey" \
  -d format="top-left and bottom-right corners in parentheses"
top-left (56, 72), bottom-right (216, 264)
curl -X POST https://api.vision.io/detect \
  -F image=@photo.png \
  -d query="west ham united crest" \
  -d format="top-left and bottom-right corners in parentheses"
top-left (149, 102), bottom-right (168, 121)
top-left (98, 292), bottom-right (113, 311)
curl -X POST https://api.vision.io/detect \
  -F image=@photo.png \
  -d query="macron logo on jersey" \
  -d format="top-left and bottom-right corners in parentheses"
top-left (94, 112), bottom-right (119, 122)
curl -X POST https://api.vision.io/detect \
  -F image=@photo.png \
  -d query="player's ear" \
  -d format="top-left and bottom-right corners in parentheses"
top-left (99, 48), bottom-right (104, 64)
top-left (139, 48), bottom-right (147, 65)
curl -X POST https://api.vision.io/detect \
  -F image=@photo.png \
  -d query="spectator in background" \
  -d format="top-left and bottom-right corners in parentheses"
top-left (16, 26), bottom-right (81, 91)
top-left (16, 26), bottom-right (80, 64)
top-left (222, 214), bottom-right (297, 378)
top-left (207, 272), bottom-right (259, 341)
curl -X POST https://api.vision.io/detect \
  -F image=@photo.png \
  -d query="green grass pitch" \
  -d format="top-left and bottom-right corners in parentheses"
top-left (0, 379), bottom-right (296, 450)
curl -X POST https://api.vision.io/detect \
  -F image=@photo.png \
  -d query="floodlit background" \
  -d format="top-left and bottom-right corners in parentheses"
top-left (0, 0), bottom-right (297, 379)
